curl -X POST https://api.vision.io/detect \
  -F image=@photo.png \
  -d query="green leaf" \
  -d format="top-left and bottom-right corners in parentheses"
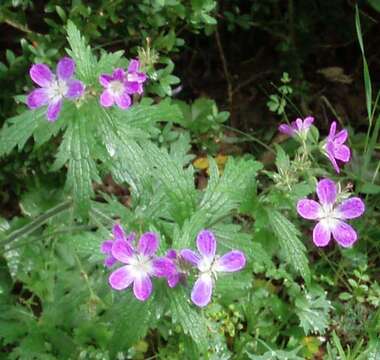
top-left (0, 109), bottom-right (45, 156)
top-left (108, 293), bottom-right (153, 354)
top-left (66, 20), bottom-right (97, 83)
top-left (169, 287), bottom-right (208, 353)
top-left (268, 210), bottom-right (310, 283)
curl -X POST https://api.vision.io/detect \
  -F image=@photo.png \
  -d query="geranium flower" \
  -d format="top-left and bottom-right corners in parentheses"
top-left (181, 230), bottom-right (246, 307)
top-left (278, 116), bottom-right (314, 138)
top-left (324, 121), bottom-right (351, 173)
top-left (109, 232), bottom-right (175, 301)
top-left (297, 178), bottom-right (365, 248)
top-left (27, 57), bottom-right (85, 121)
top-left (100, 224), bottom-right (134, 268)
top-left (99, 68), bottom-right (132, 109)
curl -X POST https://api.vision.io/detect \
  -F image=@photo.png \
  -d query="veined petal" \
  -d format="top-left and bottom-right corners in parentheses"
top-left (328, 121), bottom-right (337, 140)
top-left (317, 178), bottom-right (337, 205)
top-left (332, 221), bottom-right (357, 248)
top-left (27, 88), bottom-right (49, 109)
top-left (180, 249), bottom-right (200, 266)
top-left (112, 68), bottom-right (126, 81)
top-left (57, 57), bottom-right (75, 80)
top-left (100, 89), bottom-right (114, 107)
top-left (46, 99), bottom-right (62, 122)
top-left (297, 199), bottom-right (322, 220)
top-left (303, 116), bottom-right (314, 128)
top-left (111, 239), bottom-right (134, 263)
top-left (337, 197), bottom-right (365, 219)
top-left (334, 129), bottom-right (348, 144)
top-left (112, 224), bottom-right (126, 242)
top-left (99, 74), bottom-right (113, 87)
top-left (137, 232), bottom-right (159, 256)
top-left (326, 141), bottom-right (340, 173)
top-left (214, 251), bottom-right (246, 272)
top-left (167, 273), bottom-right (180, 288)
top-left (133, 274), bottom-right (153, 301)
top-left (152, 257), bottom-right (176, 277)
top-left (104, 256), bottom-right (117, 268)
top-left (127, 72), bottom-right (147, 83)
top-left (125, 82), bottom-right (140, 94)
top-left (334, 144), bottom-right (350, 163)
top-left (191, 273), bottom-right (213, 308)
top-left (128, 59), bottom-right (140, 72)
top-left (30, 64), bottom-right (53, 87)
top-left (100, 240), bottom-right (113, 254)
top-left (313, 221), bottom-right (331, 247)
top-left (65, 79), bottom-right (85, 99)
top-left (109, 265), bottom-right (134, 290)
top-left (115, 91), bottom-right (131, 110)
top-left (278, 124), bottom-right (295, 136)
top-left (196, 229), bottom-right (216, 260)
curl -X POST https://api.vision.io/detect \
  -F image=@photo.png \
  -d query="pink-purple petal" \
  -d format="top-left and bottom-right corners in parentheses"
top-left (57, 57), bottom-right (75, 80)
top-left (295, 118), bottom-right (303, 131)
top-left (167, 273), bottom-right (180, 288)
top-left (65, 79), bottom-right (85, 99)
top-left (328, 121), bottom-right (337, 139)
top-left (100, 240), bottom-right (113, 254)
top-left (334, 144), bottom-right (351, 162)
top-left (334, 129), bottom-right (348, 144)
top-left (104, 256), bottom-right (117, 268)
top-left (180, 249), bottom-right (200, 266)
top-left (99, 74), bottom-right (113, 87)
top-left (133, 274), bottom-right (153, 301)
top-left (316, 178), bottom-right (337, 205)
top-left (191, 274), bottom-right (213, 308)
top-left (196, 230), bottom-right (217, 259)
top-left (297, 199), bottom-right (321, 220)
top-left (152, 257), bottom-right (176, 277)
top-left (111, 239), bottom-right (134, 263)
top-left (278, 124), bottom-right (295, 136)
top-left (112, 224), bottom-right (126, 242)
top-left (128, 59), bottom-right (140, 72)
top-left (214, 251), bottom-right (246, 272)
top-left (313, 221), bottom-right (331, 247)
top-left (100, 89), bottom-right (114, 107)
top-left (46, 99), bottom-right (62, 122)
top-left (331, 221), bottom-right (358, 248)
top-left (112, 68), bottom-right (126, 81)
top-left (303, 116), bottom-right (314, 128)
top-left (27, 88), bottom-right (49, 109)
top-left (137, 232), bottom-right (159, 256)
top-left (337, 198), bottom-right (365, 219)
top-left (109, 265), bottom-right (134, 290)
top-left (326, 142), bottom-right (341, 173)
top-left (115, 91), bottom-right (131, 109)
top-left (30, 64), bottom-right (53, 87)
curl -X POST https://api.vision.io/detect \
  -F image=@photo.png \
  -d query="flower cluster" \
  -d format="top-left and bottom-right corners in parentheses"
top-left (279, 116), bottom-right (364, 247)
top-left (27, 57), bottom-right (147, 121)
top-left (101, 227), bottom-right (246, 306)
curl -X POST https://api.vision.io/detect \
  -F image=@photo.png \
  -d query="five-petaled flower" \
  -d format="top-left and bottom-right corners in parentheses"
top-left (297, 178), bottom-right (365, 248)
top-left (324, 121), bottom-right (351, 173)
top-left (100, 224), bottom-right (135, 268)
top-left (181, 230), bottom-right (246, 307)
top-left (108, 231), bottom-right (175, 301)
top-left (278, 116), bottom-right (314, 139)
top-left (99, 59), bottom-right (147, 110)
top-left (27, 57), bottom-right (85, 121)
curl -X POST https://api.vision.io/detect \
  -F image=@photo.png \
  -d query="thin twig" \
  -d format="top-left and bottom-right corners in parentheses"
top-left (215, 27), bottom-right (234, 121)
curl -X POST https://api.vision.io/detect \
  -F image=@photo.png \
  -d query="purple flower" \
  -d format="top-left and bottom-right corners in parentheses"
top-left (98, 60), bottom-right (147, 110)
top-left (180, 230), bottom-right (246, 308)
top-left (324, 121), bottom-right (351, 173)
top-left (108, 232), bottom-right (175, 301)
top-left (278, 116), bottom-right (314, 138)
top-left (297, 178), bottom-right (365, 248)
top-left (27, 57), bottom-right (85, 121)
top-left (100, 224), bottom-right (135, 268)
top-left (165, 249), bottom-right (187, 288)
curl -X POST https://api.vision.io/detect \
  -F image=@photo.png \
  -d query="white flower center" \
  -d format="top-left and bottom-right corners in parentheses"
top-left (48, 78), bottom-right (68, 100)
top-left (129, 254), bottom-right (153, 275)
top-left (319, 204), bottom-right (341, 230)
top-left (109, 80), bottom-right (124, 96)
top-left (198, 257), bottom-right (213, 273)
